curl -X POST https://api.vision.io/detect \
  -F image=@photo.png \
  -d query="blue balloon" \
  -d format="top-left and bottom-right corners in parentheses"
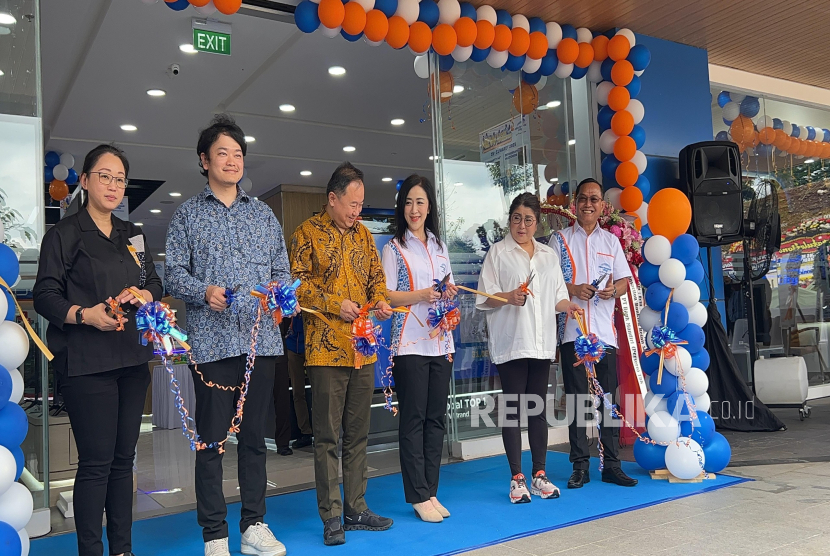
top-left (45, 165), bottom-right (54, 183)
top-left (546, 184), bottom-right (557, 198)
top-left (662, 302), bottom-right (690, 333)
top-left (294, 0), bottom-right (321, 33)
top-left (641, 225), bottom-right (652, 238)
top-left (634, 175), bottom-right (650, 198)
top-left (679, 323), bottom-right (705, 354)
top-left (681, 410), bottom-right (715, 445)
top-left (470, 46), bottom-right (490, 62)
top-left (439, 55), bottom-right (454, 71)
top-left (739, 96), bottom-right (760, 118)
top-left (807, 126), bottom-right (816, 141)
top-left (685, 259), bottom-right (704, 286)
top-left (639, 261), bottom-right (660, 288)
top-left (650, 370), bottom-right (678, 396)
top-left (0, 403), bottom-right (27, 449)
top-left (459, 2), bottom-right (476, 20)
top-left (560, 181), bottom-right (570, 194)
top-left (10, 445), bottom-right (23, 481)
top-left (631, 125), bottom-right (646, 149)
top-left (45, 151), bottom-right (60, 168)
top-left (824, 129), bottom-right (830, 143)
top-left (504, 53), bottom-right (525, 72)
top-left (418, 0), bottom-right (440, 26)
top-left (396, 180), bottom-right (403, 191)
top-left (791, 124), bottom-right (800, 137)
top-left (601, 154), bottom-right (619, 179)
top-left (0, 521), bottom-right (21, 556)
top-left (571, 65), bottom-right (589, 79)
top-left (715, 130), bottom-right (729, 141)
top-left (691, 348), bottom-right (710, 371)
top-left (772, 118), bottom-right (783, 130)
top-left (671, 234), bottom-right (699, 265)
top-left (560, 24), bottom-right (577, 40)
top-left (495, 9), bottom-right (512, 27)
top-left (703, 431), bottom-right (731, 472)
top-left (598, 106), bottom-right (614, 130)
top-left (646, 282), bottom-right (671, 311)
top-left (4, 290), bottom-right (13, 321)
top-left (0, 244), bottom-right (19, 286)
top-left (633, 433), bottom-right (668, 471)
top-left (165, 0), bottom-right (190, 10)
top-left (722, 117), bottom-right (733, 127)
top-left (667, 390), bottom-right (695, 420)
top-left (640, 352), bottom-right (660, 376)
top-left (522, 70), bottom-right (542, 85)
top-left (628, 44), bottom-right (651, 71)
top-left (375, 0), bottom-right (398, 18)
top-left (0, 367), bottom-right (11, 412)
top-left (716, 91), bottom-right (731, 108)
top-left (66, 168), bottom-right (79, 186)
top-left (528, 17), bottom-right (546, 34)
top-left (340, 29), bottom-right (363, 41)
top-left (539, 50), bottom-right (558, 76)
top-left (600, 58), bottom-right (615, 82)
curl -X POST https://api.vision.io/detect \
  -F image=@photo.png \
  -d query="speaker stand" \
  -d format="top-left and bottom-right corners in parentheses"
top-left (741, 239), bottom-right (759, 394)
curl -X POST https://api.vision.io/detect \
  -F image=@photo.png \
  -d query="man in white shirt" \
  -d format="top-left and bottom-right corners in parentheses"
top-left (551, 179), bottom-right (638, 489)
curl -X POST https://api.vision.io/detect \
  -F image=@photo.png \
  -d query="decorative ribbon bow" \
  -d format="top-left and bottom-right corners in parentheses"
top-left (351, 304), bottom-right (382, 369)
top-left (428, 299), bottom-right (460, 362)
top-left (135, 300), bottom-right (191, 356)
top-left (224, 285), bottom-right (241, 313)
top-left (644, 325), bottom-right (688, 385)
top-left (251, 278), bottom-right (300, 326)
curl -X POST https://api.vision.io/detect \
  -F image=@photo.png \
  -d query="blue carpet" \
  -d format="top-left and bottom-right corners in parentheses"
top-left (32, 451), bottom-right (748, 555)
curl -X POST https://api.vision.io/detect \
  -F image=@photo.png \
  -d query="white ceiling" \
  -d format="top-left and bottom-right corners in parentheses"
top-left (40, 0), bottom-right (434, 255)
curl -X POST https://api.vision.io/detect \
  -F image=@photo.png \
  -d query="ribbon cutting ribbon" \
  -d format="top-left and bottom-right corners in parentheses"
top-left (0, 276), bottom-right (53, 361)
top-left (251, 278), bottom-right (300, 326)
top-left (428, 299), bottom-right (460, 363)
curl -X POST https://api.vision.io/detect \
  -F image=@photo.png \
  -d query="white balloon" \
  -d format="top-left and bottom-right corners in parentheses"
top-left (414, 54), bottom-right (430, 79)
top-left (353, 0), bottom-right (374, 10)
top-left (688, 302), bottom-right (708, 327)
top-left (0, 322), bottom-right (28, 372)
top-left (635, 201), bottom-right (649, 225)
top-left (722, 101), bottom-right (740, 121)
top-left (52, 164), bottom-right (69, 181)
top-left (695, 392), bottom-right (711, 413)
top-left (644, 391), bottom-right (668, 416)
top-left (554, 62), bottom-right (573, 78)
top-left (674, 280), bottom-right (701, 308)
top-left (8, 368), bottom-right (22, 404)
top-left (599, 129), bottom-right (619, 154)
top-left (0, 294), bottom-right (6, 323)
top-left (632, 150), bottom-right (647, 173)
top-left (639, 306), bottom-right (661, 332)
top-left (545, 22), bottom-right (562, 48)
top-left (553, 184), bottom-right (563, 196)
top-left (194, 2), bottom-right (217, 15)
top-left (665, 346), bottom-right (692, 377)
top-left (628, 99), bottom-right (645, 124)
top-left (576, 27), bottom-right (592, 43)
top-left (320, 25), bottom-right (341, 37)
top-left (665, 438), bottom-right (704, 480)
top-left (486, 49), bottom-right (508, 68)
top-left (437, 0), bottom-right (461, 24)
top-left (522, 57), bottom-right (542, 73)
top-left (18, 527), bottom-right (29, 556)
top-left (0, 483), bottom-right (33, 531)
top-left (0, 446), bottom-right (15, 496)
top-left (604, 187), bottom-right (623, 211)
top-left (535, 75), bottom-right (547, 91)
top-left (501, 71), bottom-right (520, 90)
top-left (587, 60), bottom-right (603, 83)
top-left (596, 81), bottom-right (614, 105)
top-left (451, 45), bottom-right (472, 62)
top-left (512, 14), bottom-right (529, 32)
top-left (238, 177), bottom-right (253, 193)
top-left (475, 5), bottom-right (496, 25)
top-left (730, 92), bottom-right (746, 103)
top-left (659, 258), bottom-right (686, 289)
top-left (647, 410), bottom-right (679, 443)
top-left (756, 115), bottom-right (773, 130)
top-left (396, 0), bottom-right (420, 25)
top-left (684, 368), bottom-right (709, 398)
top-left (799, 126), bottom-right (809, 140)
top-left (616, 28), bottom-right (635, 47)
top-left (364, 37), bottom-right (383, 46)
top-left (644, 235), bottom-right (672, 265)
top-left (782, 120), bottom-right (793, 135)
top-left (59, 153), bottom-right (75, 169)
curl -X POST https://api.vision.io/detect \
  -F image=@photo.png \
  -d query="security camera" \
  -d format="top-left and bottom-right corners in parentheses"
top-left (167, 63), bottom-right (180, 78)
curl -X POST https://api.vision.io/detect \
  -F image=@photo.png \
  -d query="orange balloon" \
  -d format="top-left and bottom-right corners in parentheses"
top-left (492, 24), bottom-right (512, 51)
top-left (474, 20), bottom-right (495, 49)
top-left (432, 23), bottom-right (457, 56)
top-left (616, 161), bottom-right (639, 188)
top-left (557, 194), bottom-right (569, 206)
top-left (509, 27), bottom-right (530, 56)
top-left (611, 110), bottom-right (635, 136)
top-left (213, 0), bottom-right (242, 14)
top-left (620, 186), bottom-right (643, 212)
top-left (648, 188), bottom-right (692, 242)
top-left (575, 42), bottom-right (594, 68)
top-left (386, 16), bottom-right (410, 49)
top-left (607, 34), bottom-right (631, 61)
top-left (633, 217), bottom-right (643, 231)
top-left (454, 16), bottom-right (477, 48)
top-left (557, 38), bottom-right (579, 64)
top-left (611, 60), bottom-right (634, 86)
top-left (758, 127), bottom-right (775, 145)
top-left (730, 115), bottom-right (754, 144)
top-left (364, 10), bottom-right (389, 42)
top-left (318, 0), bottom-right (346, 29)
top-left (822, 143), bottom-right (830, 159)
top-left (49, 179), bottom-right (69, 202)
top-left (429, 71), bottom-right (455, 103)
top-left (592, 35), bottom-right (609, 61)
top-left (785, 136), bottom-right (798, 153)
top-left (527, 31), bottom-right (548, 59)
top-left (792, 138), bottom-right (804, 156)
top-left (188, 0), bottom-right (211, 6)
top-left (614, 135), bottom-right (637, 161)
top-left (802, 140), bottom-right (814, 157)
top-left (512, 82), bottom-right (539, 115)
top-left (408, 21), bottom-right (432, 53)
top-left (342, 2), bottom-right (367, 35)
top-left (607, 86), bottom-right (630, 112)
top-left (773, 129), bottom-right (789, 150)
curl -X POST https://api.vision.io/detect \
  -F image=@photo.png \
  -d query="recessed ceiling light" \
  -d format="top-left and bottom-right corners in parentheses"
top-left (382, 177), bottom-right (393, 182)
top-left (547, 101), bottom-right (561, 108)
top-left (169, 192), bottom-right (181, 197)
top-left (537, 104), bottom-right (548, 110)
top-left (158, 253), bottom-right (165, 257)
top-left (429, 156), bottom-right (435, 160)
top-left (0, 70), bottom-right (5, 77)
top-left (805, 159), bottom-right (815, 164)
top-left (134, 222), bottom-right (144, 226)
top-left (390, 118), bottom-right (405, 126)
top-left (453, 85), bottom-right (464, 93)
top-left (147, 89), bottom-right (166, 97)
top-left (343, 146), bottom-right (355, 152)
top-left (179, 43), bottom-right (197, 54)
top-left (279, 104), bottom-right (295, 113)
top-left (121, 124), bottom-right (137, 131)
top-left (300, 170), bottom-right (312, 176)
top-left (150, 209), bottom-right (161, 214)
top-left (551, 178), bottom-right (559, 182)
top-left (0, 13), bottom-right (16, 25)
top-left (328, 66), bottom-right (346, 76)
top-left (568, 139), bottom-right (576, 145)
top-left (244, 136), bottom-right (255, 143)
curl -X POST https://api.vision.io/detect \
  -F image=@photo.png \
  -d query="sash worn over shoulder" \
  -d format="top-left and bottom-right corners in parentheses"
top-left (552, 231), bottom-right (575, 345)
top-left (387, 240), bottom-right (411, 354)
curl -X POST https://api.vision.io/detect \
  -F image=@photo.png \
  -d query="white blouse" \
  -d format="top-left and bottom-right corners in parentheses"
top-left (381, 229), bottom-right (455, 357)
top-left (476, 233), bottom-right (569, 365)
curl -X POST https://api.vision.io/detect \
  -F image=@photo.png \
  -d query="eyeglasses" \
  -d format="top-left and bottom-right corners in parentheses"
top-left (510, 214), bottom-right (537, 227)
top-left (576, 195), bottom-right (602, 205)
top-left (89, 171), bottom-right (129, 189)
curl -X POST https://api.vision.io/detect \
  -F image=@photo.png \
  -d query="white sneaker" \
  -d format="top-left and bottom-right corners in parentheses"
top-left (509, 473), bottom-right (531, 504)
top-left (531, 470), bottom-right (561, 499)
top-left (241, 522), bottom-right (287, 556)
top-left (205, 537), bottom-right (231, 556)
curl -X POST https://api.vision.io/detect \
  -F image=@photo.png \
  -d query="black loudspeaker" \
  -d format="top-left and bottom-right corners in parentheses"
top-left (678, 141), bottom-right (744, 246)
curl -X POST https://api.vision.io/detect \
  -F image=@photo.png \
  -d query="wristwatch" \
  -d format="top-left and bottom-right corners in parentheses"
top-left (75, 307), bottom-right (85, 325)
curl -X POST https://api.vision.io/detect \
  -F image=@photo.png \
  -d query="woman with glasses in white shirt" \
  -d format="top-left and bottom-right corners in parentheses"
top-left (476, 192), bottom-right (581, 504)
top-left (382, 174), bottom-right (458, 524)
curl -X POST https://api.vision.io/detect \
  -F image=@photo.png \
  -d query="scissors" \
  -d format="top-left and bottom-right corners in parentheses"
top-left (434, 273), bottom-right (452, 292)
top-left (589, 273), bottom-right (609, 299)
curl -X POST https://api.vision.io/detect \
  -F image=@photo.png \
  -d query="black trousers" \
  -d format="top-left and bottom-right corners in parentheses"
top-left (272, 353), bottom-right (291, 448)
top-left (560, 342), bottom-right (620, 471)
top-left (495, 358), bottom-right (551, 477)
top-left (391, 355), bottom-right (452, 504)
top-left (191, 355), bottom-right (276, 542)
top-left (61, 364), bottom-right (150, 556)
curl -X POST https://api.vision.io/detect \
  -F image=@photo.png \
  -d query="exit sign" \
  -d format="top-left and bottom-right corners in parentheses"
top-left (192, 19), bottom-right (232, 56)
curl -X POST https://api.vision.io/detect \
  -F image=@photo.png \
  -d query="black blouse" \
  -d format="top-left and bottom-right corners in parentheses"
top-left (33, 208), bottom-right (163, 377)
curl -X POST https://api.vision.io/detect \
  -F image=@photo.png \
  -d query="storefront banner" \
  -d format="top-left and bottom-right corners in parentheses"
top-left (479, 114), bottom-right (531, 166)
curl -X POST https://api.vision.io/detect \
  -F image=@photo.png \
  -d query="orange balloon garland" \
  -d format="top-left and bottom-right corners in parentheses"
top-left (342, 1), bottom-right (367, 36)
top-left (364, 9), bottom-right (389, 42)
top-left (432, 23), bottom-right (457, 56)
top-left (648, 188), bottom-right (692, 242)
top-left (408, 21), bottom-right (432, 54)
top-left (318, 0), bottom-right (346, 29)
top-left (49, 179), bottom-right (69, 202)
top-left (454, 16), bottom-right (477, 48)
top-left (386, 16), bottom-right (409, 49)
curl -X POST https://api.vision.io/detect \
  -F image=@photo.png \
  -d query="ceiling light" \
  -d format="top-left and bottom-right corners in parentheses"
top-left (568, 139), bottom-right (576, 145)
top-left (150, 209), bottom-right (161, 214)
top-left (244, 136), bottom-right (255, 143)
top-left (279, 104), bottom-right (295, 112)
top-left (300, 170), bottom-right (312, 176)
top-left (390, 118), bottom-right (405, 126)
top-left (547, 101), bottom-right (561, 108)
top-left (147, 89), bottom-right (166, 97)
top-left (343, 146), bottom-right (355, 152)
top-left (328, 66), bottom-right (346, 76)
top-left (134, 222), bottom-right (144, 226)
top-left (551, 178), bottom-right (559, 182)
top-left (805, 159), bottom-right (815, 164)
top-left (382, 177), bottom-right (393, 182)
top-left (0, 70), bottom-right (5, 77)
top-left (429, 155), bottom-right (436, 161)
top-left (453, 85), bottom-right (464, 94)
top-left (158, 253), bottom-right (165, 257)
top-left (0, 13), bottom-right (16, 25)
top-left (179, 43), bottom-right (196, 54)
top-left (537, 104), bottom-right (548, 111)
top-left (169, 192), bottom-right (181, 197)
top-left (121, 124), bottom-right (137, 131)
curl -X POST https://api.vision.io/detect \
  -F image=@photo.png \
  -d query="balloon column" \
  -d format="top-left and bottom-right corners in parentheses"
top-left (633, 189), bottom-right (731, 479)
top-left (158, 0), bottom-right (241, 15)
top-left (44, 151), bottom-right (78, 203)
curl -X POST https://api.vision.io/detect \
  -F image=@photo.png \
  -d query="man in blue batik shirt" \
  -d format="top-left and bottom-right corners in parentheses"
top-left (165, 114), bottom-right (294, 556)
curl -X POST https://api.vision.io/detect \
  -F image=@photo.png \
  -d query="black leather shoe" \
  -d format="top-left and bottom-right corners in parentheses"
top-left (602, 467), bottom-right (638, 487)
top-left (277, 446), bottom-right (293, 456)
top-left (567, 469), bottom-right (590, 489)
top-left (292, 434), bottom-right (313, 449)
top-left (323, 517), bottom-right (346, 546)
top-left (344, 509), bottom-right (393, 531)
